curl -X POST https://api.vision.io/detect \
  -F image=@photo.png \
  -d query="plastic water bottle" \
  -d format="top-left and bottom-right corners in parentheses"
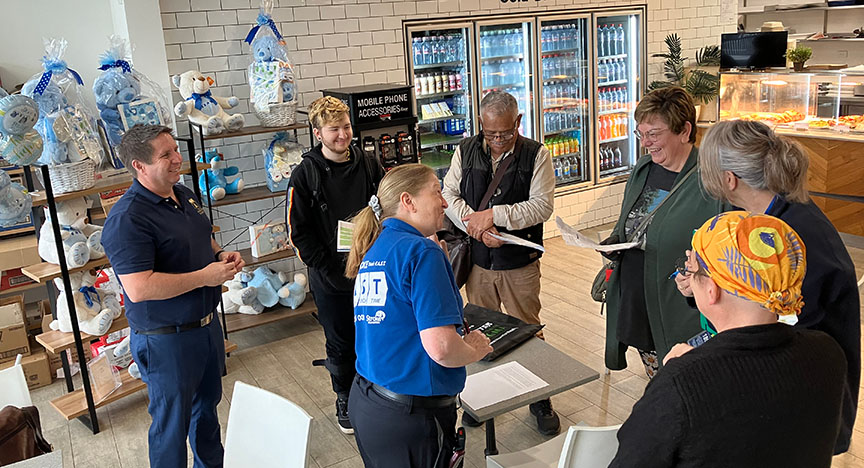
top-left (541, 27), bottom-right (549, 52)
top-left (421, 37), bottom-right (431, 65)
top-left (597, 25), bottom-right (606, 57)
top-left (617, 24), bottom-right (625, 55)
top-left (413, 38), bottom-right (422, 66)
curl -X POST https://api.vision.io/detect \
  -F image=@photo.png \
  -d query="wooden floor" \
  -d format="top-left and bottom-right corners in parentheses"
top-left (28, 232), bottom-right (864, 468)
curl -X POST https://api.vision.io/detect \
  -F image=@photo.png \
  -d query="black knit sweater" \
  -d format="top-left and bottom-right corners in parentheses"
top-left (610, 323), bottom-right (846, 468)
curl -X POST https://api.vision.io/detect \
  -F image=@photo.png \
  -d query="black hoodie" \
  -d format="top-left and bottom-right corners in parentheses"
top-left (286, 143), bottom-right (383, 292)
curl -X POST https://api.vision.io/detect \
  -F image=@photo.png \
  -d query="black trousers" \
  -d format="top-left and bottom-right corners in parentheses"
top-left (309, 268), bottom-right (356, 398)
top-left (349, 376), bottom-right (457, 468)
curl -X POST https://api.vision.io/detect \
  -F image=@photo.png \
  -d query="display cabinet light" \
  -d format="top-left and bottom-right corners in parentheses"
top-left (760, 80), bottom-right (788, 86)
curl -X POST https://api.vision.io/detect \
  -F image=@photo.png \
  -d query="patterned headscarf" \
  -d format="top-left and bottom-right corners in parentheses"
top-left (691, 211), bottom-right (806, 316)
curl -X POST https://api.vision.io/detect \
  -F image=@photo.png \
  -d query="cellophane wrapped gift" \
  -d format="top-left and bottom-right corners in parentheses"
top-left (93, 35), bottom-right (171, 151)
top-left (22, 38), bottom-right (103, 193)
top-left (263, 132), bottom-right (303, 192)
top-left (246, 0), bottom-right (297, 127)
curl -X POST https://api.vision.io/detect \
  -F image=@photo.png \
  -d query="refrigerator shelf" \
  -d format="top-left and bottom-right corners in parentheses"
top-left (545, 126), bottom-right (582, 136)
top-left (416, 90), bottom-right (463, 100)
top-left (415, 61), bottom-right (465, 70)
top-left (598, 109), bottom-right (629, 116)
top-left (600, 166), bottom-right (631, 177)
top-left (419, 150), bottom-right (455, 170)
top-left (482, 82), bottom-right (525, 92)
top-left (541, 47), bottom-right (584, 56)
top-left (419, 114), bottom-right (467, 124)
top-left (598, 79), bottom-right (628, 87)
top-left (552, 152), bottom-right (582, 159)
top-left (599, 135), bottom-right (629, 144)
top-left (544, 102), bottom-right (585, 110)
top-left (555, 176), bottom-right (586, 186)
top-left (543, 74), bottom-right (587, 84)
top-left (481, 53), bottom-right (524, 62)
top-left (598, 53), bottom-right (628, 61)
top-left (420, 133), bottom-right (463, 149)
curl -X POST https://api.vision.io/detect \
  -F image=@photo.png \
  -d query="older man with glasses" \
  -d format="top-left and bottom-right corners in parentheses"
top-left (442, 90), bottom-right (558, 435)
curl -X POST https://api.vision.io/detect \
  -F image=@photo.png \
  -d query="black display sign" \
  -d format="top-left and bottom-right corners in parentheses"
top-left (323, 84), bottom-right (415, 127)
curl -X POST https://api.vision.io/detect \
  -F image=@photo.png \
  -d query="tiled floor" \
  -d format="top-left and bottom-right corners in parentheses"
top-left (29, 233), bottom-right (864, 467)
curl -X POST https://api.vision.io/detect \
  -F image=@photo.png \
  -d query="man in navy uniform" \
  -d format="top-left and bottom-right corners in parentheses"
top-left (103, 124), bottom-right (243, 468)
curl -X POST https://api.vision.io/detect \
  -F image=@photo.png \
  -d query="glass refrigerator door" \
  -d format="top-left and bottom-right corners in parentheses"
top-left (477, 20), bottom-right (537, 140)
top-left (408, 25), bottom-right (474, 182)
top-left (594, 11), bottom-right (643, 179)
top-left (539, 16), bottom-right (592, 186)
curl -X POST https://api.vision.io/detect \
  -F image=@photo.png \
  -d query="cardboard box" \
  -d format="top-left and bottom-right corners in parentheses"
top-left (0, 268), bottom-right (37, 292)
top-left (0, 295), bottom-right (29, 363)
top-left (0, 237), bottom-right (39, 271)
top-left (0, 351), bottom-right (51, 389)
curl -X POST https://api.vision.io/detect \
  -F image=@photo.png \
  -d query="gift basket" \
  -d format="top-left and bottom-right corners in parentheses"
top-left (263, 132), bottom-right (303, 192)
top-left (22, 38), bottom-right (103, 193)
top-left (93, 36), bottom-right (172, 148)
top-left (246, 1), bottom-right (297, 127)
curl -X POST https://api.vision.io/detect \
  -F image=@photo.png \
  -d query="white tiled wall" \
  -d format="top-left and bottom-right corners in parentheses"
top-left (160, 0), bottom-right (736, 260)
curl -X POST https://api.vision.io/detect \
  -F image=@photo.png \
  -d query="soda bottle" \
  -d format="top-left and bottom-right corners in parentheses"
top-left (554, 157), bottom-right (562, 181)
top-left (614, 146), bottom-right (623, 168)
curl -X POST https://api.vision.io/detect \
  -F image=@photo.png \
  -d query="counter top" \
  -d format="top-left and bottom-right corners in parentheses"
top-left (697, 123), bottom-right (864, 144)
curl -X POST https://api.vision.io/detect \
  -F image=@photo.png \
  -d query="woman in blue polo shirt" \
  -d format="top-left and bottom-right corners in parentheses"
top-left (345, 164), bottom-right (493, 468)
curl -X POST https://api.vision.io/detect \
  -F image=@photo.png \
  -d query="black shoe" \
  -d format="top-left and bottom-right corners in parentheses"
top-left (461, 411), bottom-right (483, 428)
top-left (529, 399), bottom-right (560, 436)
top-left (336, 397), bottom-right (353, 434)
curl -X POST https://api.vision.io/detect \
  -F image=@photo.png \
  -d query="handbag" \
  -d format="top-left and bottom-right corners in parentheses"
top-left (440, 154), bottom-right (515, 288)
top-left (590, 165), bottom-right (697, 304)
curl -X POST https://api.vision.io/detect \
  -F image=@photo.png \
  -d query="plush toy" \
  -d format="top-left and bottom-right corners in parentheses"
top-left (110, 336), bottom-right (140, 379)
top-left (221, 271), bottom-right (265, 315)
top-left (251, 35), bottom-right (295, 102)
top-left (0, 171), bottom-right (32, 227)
top-left (196, 150), bottom-right (244, 201)
top-left (49, 270), bottom-right (122, 336)
top-left (172, 70), bottom-right (244, 136)
top-left (93, 47), bottom-right (142, 146)
top-left (21, 80), bottom-right (71, 165)
top-left (264, 132), bottom-right (303, 192)
top-left (246, 266), bottom-right (307, 309)
top-left (38, 197), bottom-right (104, 268)
top-left (0, 93), bottom-right (43, 166)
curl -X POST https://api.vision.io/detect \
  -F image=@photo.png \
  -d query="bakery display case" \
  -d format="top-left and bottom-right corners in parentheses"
top-left (719, 71), bottom-right (864, 132)
top-left (711, 70), bottom-right (864, 237)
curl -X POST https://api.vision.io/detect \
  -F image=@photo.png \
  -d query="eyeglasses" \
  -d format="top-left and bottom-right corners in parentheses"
top-left (482, 129), bottom-right (517, 141)
top-left (633, 128), bottom-right (668, 142)
top-left (673, 256), bottom-right (708, 278)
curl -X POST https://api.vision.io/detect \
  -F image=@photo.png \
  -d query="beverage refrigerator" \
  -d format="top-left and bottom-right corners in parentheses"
top-left (403, 7), bottom-right (646, 189)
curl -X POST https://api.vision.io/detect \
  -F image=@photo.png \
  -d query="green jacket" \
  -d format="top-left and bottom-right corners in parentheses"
top-left (604, 147), bottom-right (726, 370)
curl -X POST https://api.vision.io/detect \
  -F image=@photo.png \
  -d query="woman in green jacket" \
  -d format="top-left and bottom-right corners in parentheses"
top-left (602, 87), bottom-right (725, 376)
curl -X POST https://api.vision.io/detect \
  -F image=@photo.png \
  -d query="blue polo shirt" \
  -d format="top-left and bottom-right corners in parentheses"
top-left (354, 218), bottom-right (465, 397)
top-left (102, 179), bottom-right (219, 331)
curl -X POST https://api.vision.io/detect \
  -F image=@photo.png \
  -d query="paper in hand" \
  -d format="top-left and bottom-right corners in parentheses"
top-left (555, 216), bottom-right (639, 252)
top-left (487, 232), bottom-right (545, 252)
top-left (336, 220), bottom-right (354, 253)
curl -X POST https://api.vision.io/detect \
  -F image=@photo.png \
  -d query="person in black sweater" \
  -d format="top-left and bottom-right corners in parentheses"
top-left (678, 120), bottom-right (860, 453)
top-left (287, 96), bottom-right (383, 434)
top-left (611, 212), bottom-right (846, 468)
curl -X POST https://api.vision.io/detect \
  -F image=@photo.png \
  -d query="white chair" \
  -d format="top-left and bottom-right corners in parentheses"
top-left (224, 381), bottom-right (313, 468)
top-left (486, 424), bottom-right (621, 468)
top-left (0, 354), bottom-right (32, 409)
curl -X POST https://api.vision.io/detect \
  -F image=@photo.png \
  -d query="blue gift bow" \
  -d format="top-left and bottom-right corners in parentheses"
top-left (186, 90), bottom-right (218, 110)
top-left (268, 131), bottom-right (289, 151)
top-left (34, 58), bottom-right (84, 95)
top-left (98, 59), bottom-right (132, 74)
top-left (79, 285), bottom-right (101, 308)
top-left (244, 13), bottom-right (284, 44)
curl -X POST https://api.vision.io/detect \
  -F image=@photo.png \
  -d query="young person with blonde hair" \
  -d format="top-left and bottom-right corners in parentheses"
top-left (346, 163), bottom-right (492, 468)
top-left (675, 119), bottom-right (860, 454)
top-left (286, 96), bottom-right (383, 433)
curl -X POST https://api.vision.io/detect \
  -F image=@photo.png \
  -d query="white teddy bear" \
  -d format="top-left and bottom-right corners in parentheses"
top-left (221, 271), bottom-right (264, 315)
top-left (172, 70), bottom-right (244, 136)
top-left (38, 197), bottom-right (104, 268)
top-left (50, 270), bottom-right (122, 337)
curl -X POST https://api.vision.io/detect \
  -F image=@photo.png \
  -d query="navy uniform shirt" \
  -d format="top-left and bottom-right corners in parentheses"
top-left (102, 179), bottom-right (219, 331)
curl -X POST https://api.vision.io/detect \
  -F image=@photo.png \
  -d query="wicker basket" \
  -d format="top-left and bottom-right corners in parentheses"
top-left (255, 101), bottom-right (297, 127)
top-left (48, 159), bottom-right (96, 194)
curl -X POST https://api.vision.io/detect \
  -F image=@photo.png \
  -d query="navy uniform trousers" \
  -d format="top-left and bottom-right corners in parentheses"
top-left (130, 318), bottom-right (226, 468)
top-left (349, 376), bottom-right (457, 468)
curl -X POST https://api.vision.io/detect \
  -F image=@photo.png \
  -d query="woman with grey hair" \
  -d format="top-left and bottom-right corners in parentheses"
top-left (677, 119), bottom-right (859, 454)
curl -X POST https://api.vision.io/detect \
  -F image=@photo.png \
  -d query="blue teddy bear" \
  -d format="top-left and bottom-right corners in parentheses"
top-left (246, 266), bottom-right (307, 309)
top-left (93, 66), bottom-right (141, 146)
top-left (0, 171), bottom-right (32, 227)
top-left (197, 149), bottom-right (244, 201)
top-left (251, 36), bottom-right (295, 102)
top-left (21, 79), bottom-right (71, 165)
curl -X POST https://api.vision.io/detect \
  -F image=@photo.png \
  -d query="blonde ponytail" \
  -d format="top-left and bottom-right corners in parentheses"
top-left (345, 206), bottom-right (382, 279)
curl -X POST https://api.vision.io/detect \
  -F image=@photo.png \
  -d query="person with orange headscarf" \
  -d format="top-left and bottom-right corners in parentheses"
top-left (610, 212), bottom-right (846, 468)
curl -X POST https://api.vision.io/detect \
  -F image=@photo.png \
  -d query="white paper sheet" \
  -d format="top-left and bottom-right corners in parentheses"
top-left (461, 361), bottom-right (549, 410)
top-left (336, 220), bottom-right (354, 253)
top-left (555, 216), bottom-right (639, 252)
top-left (487, 232), bottom-right (546, 252)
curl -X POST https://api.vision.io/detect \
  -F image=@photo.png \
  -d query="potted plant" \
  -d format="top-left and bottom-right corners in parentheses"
top-left (786, 46), bottom-right (812, 72)
top-left (648, 34), bottom-right (721, 120)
